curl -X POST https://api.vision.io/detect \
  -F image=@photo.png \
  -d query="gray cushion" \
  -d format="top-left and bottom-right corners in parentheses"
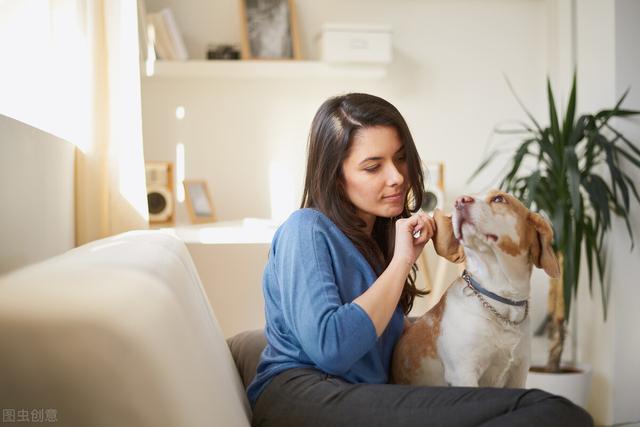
top-left (226, 329), bottom-right (267, 389)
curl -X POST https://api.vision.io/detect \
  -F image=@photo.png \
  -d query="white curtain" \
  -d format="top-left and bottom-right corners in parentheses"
top-left (0, 0), bottom-right (149, 245)
top-left (74, 0), bottom-right (149, 244)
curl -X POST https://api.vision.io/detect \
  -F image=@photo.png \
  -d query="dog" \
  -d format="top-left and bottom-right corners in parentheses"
top-left (392, 190), bottom-right (560, 388)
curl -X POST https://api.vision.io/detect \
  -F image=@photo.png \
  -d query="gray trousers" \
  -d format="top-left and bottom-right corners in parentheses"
top-left (251, 368), bottom-right (593, 427)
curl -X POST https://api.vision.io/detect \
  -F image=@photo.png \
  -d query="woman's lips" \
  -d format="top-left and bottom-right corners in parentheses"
top-left (383, 193), bottom-right (403, 202)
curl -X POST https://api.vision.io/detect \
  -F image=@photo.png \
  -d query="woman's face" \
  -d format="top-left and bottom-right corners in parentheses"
top-left (342, 126), bottom-right (409, 233)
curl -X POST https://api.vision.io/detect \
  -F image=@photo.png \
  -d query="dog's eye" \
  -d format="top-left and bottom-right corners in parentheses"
top-left (492, 195), bottom-right (505, 203)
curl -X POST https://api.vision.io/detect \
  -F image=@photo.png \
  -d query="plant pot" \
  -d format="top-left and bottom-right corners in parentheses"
top-left (526, 363), bottom-right (592, 408)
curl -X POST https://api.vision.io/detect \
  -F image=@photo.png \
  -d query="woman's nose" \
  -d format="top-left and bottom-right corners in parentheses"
top-left (455, 195), bottom-right (474, 210)
top-left (387, 164), bottom-right (405, 186)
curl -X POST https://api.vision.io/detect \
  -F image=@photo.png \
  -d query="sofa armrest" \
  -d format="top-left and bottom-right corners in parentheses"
top-left (0, 231), bottom-right (250, 427)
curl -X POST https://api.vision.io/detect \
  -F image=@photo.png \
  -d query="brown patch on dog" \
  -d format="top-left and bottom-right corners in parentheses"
top-left (528, 212), bottom-right (560, 277)
top-left (483, 190), bottom-right (559, 277)
top-left (421, 294), bottom-right (447, 358)
top-left (391, 294), bottom-right (447, 384)
top-left (485, 190), bottom-right (537, 258)
top-left (497, 237), bottom-right (522, 257)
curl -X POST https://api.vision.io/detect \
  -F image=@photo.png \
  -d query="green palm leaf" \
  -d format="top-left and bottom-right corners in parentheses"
top-left (562, 73), bottom-right (577, 145)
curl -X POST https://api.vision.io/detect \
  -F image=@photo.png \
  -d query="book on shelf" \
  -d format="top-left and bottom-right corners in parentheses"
top-left (147, 8), bottom-right (188, 61)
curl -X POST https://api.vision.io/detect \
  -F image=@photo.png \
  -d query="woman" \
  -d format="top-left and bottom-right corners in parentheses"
top-left (247, 93), bottom-right (592, 426)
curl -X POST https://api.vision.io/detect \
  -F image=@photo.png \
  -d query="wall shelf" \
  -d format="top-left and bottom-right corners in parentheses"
top-left (145, 60), bottom-right (388, 79)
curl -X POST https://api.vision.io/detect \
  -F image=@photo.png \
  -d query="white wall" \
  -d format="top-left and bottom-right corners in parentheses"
top-left (574, 2), bottom-right (616, 423)
top-left (611, 2), bottom-right (640, 423)
top-left (0, 115), bottom-right (75, 275)
top-left (574, 0), bottom-right (640, 424)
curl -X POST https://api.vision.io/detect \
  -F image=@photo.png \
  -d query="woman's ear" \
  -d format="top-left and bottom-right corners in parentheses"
top-left (528, 212), bottom-right (560, 278)
top-left (432, 209), bottom-right (465, 264)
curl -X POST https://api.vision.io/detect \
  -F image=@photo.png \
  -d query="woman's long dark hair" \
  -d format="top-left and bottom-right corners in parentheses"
top-left (300, 93), bottom-right (428, 314)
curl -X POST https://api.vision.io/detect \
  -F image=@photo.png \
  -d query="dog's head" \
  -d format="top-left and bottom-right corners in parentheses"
top-left (433, 190), bottom-right (560, 278)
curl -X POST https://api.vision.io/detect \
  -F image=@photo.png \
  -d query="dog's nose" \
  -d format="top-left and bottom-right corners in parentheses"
top-left (455, 195), bottom-right (475, 210)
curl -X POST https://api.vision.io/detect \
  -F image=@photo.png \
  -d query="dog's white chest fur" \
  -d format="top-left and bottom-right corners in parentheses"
top-left (439, 280), bottom-right (529, 387)
top-left (394, 278), bottom-right (530, 388)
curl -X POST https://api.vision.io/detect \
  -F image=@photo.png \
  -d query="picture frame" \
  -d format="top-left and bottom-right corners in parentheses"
top-left (239, 0), bottom-right (301, 60)
top-left (183, 180), bottom-right (217, 224)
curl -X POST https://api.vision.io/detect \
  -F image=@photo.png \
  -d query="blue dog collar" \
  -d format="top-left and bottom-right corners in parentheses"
top-left (461, 270), bottom-right (528, 307)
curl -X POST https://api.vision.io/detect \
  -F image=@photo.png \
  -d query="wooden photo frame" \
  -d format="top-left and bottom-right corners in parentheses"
top-left (183, 180), bottom-right (217, 224)
top-left (239, 0), bottom-right (301, 60)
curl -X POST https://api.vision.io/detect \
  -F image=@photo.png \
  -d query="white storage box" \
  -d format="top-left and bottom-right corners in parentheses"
top-left (320, 23), bottom-right (393, 64)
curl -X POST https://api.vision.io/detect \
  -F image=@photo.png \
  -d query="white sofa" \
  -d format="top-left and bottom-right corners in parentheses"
top-left (0, 231), bottom-right (252, 426)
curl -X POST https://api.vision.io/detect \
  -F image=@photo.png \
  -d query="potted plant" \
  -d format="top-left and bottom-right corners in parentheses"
top-left (471, 74), bottom-right (640, 404)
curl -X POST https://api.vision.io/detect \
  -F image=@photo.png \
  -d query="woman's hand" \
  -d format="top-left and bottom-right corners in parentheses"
top-left (354, 212), bottom-right (435, 337)
top-left (393, 211), bottom-right (436, 266)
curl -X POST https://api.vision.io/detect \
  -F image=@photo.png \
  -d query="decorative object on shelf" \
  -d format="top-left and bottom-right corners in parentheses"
top-left (239, 0), bottom-right (301, 60)
top-left (184, 180), bottom-right (217, 224)
top-left (319, 23), bottom-right (393, 64)
top-left (207, 44), bottom-right (241, 60)
top-left (145, 161), bottom-right (175, 224)
top-left (422, 161), bottom-right (445, 213)
top-left (147, 8), bottom-right (188, 61)
top-left (470, 74), bottom-right (640, 405)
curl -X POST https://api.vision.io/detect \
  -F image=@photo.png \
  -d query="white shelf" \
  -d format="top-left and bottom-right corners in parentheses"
top-left (145, 60), bottom-right (388, 79)
top-left (158, 218), bottom-right (278, 245)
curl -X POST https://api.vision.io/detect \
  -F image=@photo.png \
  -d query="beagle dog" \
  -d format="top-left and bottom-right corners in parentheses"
top-left (392, 190), bottom-right (560, 388)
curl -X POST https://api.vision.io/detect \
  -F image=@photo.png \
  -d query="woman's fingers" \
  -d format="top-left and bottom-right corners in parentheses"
top-left (400, 212), bottom-right (436, 245)
top-left (413, 213), bottom-right (435, 240)
top-left (412, 215), bottom-right (425, 239)
top-left (413, 224), bottom-right (431, 245)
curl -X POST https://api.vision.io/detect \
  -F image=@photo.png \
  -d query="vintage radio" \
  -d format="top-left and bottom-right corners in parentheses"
top-left (145, 161), bottom-right (174, 224)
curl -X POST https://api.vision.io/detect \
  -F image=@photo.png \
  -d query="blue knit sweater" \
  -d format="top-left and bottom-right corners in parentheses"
top-left (246, 208), bottom-right (404, 405)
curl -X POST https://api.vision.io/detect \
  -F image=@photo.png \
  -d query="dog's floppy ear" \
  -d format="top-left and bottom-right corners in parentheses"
top-left (433, 209), bottom-right (465, 264)
top-left (528, 212), bottom-right (560, 278)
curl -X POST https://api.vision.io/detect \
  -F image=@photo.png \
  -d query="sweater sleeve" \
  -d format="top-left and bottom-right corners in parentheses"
top-left (273, 213), bottom-right (378, 375)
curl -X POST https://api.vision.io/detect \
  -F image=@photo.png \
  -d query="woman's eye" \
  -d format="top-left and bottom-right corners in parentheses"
top-left (364, 165), bottom-right (380, 173)
top-left (492, 195), bottom-right (505, 203)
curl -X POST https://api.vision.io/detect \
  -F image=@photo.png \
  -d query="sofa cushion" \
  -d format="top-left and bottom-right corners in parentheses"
top-left (227, 329), bottom-right (267, 389)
